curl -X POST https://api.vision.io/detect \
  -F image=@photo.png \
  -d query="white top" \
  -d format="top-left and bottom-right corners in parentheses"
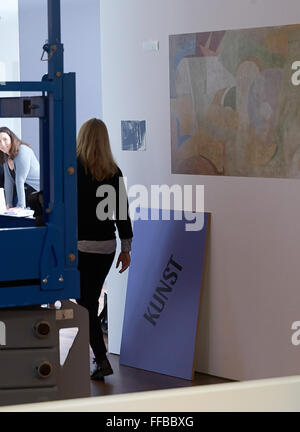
top-left (78, 238), bottom-right (132, 254)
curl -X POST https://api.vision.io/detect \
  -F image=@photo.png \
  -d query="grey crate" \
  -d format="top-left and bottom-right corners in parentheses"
top-left (0, 307), bottom-right (57, 349)
top-left (0, 347), bottom-right (58, 388)
top-left (0, 386), bottom-right (58, 407)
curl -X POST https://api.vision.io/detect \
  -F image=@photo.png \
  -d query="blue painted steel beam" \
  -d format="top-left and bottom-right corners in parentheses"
top-left (0, 227), bottom-right (47, 281)
top-left (48, 0), bottom-right (61, 44)
top-left (47, 0), bottom-right (63, 79)
top-left (0, 82), bottom-right (53, 92)
top-left (0, 268), bottom-right (80, 307)
top-left (62, 73), bottom-right (78, 269)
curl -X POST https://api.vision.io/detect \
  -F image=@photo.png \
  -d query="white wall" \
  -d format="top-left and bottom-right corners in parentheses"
top-left (101, 0), bottom-right (300, 380)
top-left (0, 0), bottom-right (21, 136)
top-left (18, 0), bottom-right (102, 158)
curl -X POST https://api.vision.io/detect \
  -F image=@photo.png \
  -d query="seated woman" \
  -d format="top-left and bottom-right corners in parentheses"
top-left (0, 127), bottom-right (40, 208)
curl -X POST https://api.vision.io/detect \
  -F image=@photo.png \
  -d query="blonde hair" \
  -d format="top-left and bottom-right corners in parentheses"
top-left (76, 118), bottom-right (118, 181)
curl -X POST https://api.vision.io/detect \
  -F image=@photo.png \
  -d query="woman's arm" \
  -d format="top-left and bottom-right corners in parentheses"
top-left (3, 163), bottom-right (14, 208)
top-left (116, 251), bottom-right (131, 274)
top-left (114, 171), bottom-right (134, 239)
top-left (116, 238), bottom-right (132, 273)
top-left (114, 171), bottom-right (133, 274)
top-left (14, 149), bottom-right (31, 208)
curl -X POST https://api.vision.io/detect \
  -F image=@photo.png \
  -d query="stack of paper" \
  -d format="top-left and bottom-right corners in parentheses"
top-left (3, 208), bottom-right (34, 217)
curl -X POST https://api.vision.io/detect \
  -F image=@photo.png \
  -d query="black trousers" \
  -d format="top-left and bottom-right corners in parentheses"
top-left (77, 250), bottom-right (116, 362)
top-left (25, 184), bottom-right (36, 206)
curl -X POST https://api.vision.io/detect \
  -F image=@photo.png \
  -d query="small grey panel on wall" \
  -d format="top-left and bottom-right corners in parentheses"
top-left (121, 120), bottom-right (146, 151)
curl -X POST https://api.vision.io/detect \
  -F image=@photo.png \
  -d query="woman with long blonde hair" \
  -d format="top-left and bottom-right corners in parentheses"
top-left (77, 118), bottom-right (133, 381)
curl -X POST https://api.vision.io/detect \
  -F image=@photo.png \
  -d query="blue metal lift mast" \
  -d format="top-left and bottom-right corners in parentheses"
top-left (0, 0), bottom-right (79, 308)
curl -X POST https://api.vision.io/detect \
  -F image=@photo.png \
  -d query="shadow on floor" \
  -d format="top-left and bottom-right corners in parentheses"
top-left (89, 336), bottom-right (233, 397)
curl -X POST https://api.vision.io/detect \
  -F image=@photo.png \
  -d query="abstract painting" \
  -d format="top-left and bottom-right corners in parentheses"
top-left (121, 120), bottom-right (146, 151)
top-left (169, 24), bottom-right (300, 178)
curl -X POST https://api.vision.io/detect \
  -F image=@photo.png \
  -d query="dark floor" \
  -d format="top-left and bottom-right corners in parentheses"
top-left (59, 296), bottom-right (233, 398)
top-left (89, 334), bottom-right (233, 397)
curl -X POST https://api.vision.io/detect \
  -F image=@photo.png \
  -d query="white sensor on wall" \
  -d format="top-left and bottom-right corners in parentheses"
top-left (142, 40), bottom-right (159, 52)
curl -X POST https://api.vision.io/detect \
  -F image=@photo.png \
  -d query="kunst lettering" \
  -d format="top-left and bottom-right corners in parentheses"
top-left (144, 255), bottom-right (182, 326)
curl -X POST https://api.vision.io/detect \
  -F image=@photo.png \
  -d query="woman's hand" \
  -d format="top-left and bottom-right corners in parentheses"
top-left (116, 252), bottom-right (131, 274)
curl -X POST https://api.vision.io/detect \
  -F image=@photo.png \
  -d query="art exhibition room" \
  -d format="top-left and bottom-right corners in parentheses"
top-left (0, 0), bottom-right (300, 414)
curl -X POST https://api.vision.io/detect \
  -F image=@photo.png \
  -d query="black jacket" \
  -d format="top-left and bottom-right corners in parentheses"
top-left (77, 159), bottom-right (133, 241)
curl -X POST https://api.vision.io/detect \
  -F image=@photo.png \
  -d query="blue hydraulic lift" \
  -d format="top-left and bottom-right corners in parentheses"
top-left (0, 0), bottom-right (79, 306)
top-left (0, 0), bottom-right (90, 406)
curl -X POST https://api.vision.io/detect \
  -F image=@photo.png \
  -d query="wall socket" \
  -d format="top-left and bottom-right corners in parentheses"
top-left (142, 40), bottom-right (159, 52)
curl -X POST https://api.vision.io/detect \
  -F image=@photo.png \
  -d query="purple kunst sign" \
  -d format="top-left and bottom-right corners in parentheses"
top-left (120, 210), bottom-right (210, 380)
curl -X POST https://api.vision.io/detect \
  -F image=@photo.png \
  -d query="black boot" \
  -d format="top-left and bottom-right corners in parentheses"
top-left (91, 357), bottom-right (113, 381)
